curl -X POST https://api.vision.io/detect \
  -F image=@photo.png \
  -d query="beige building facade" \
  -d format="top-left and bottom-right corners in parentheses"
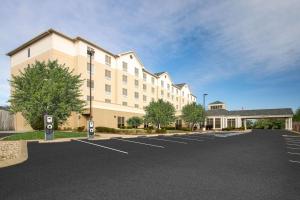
top-left (7, 29), bottom-right (197, 131)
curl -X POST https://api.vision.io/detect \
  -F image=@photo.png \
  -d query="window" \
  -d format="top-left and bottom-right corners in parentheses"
top-left (122, 62), bottom-right (128, 72)
top-left (151, 77), bottom-right (155, 84)
top-left (143, 95), bottom-right (147, 102)
top-left (176, 97), bottom-right (178, 102)
top-left (176, 89), bottom-right (178, 94)
top-left (27, 48), bottom-right (30, 57)
top-left (215, 118), bottom-right (221, 128)
top-left (167, 84), bottom-right (170, 90)
top-left (172, 95), bottom-right (174, 100)
top-left (87, 63), bottom-right (94, 74)
top-left (87, 79), bottom-right (94, 88)
top-left (134, 104), bottom-right (139, 108)
top-left (86, 95), bottom-right (94, 101)
top-left (122, 75), bottom-right (127, 84)
top-left (182, 91), bottom-right (184, 96)
top-left (151, 87), bottom-right (155, 94)
top-left (151, 97), bottom-right (155, 101)
top-left (143, 73), bottom-right (147, 81)
top-left (134, 92), bottom-right (139, 99)
top-left (105, 84), bottom-right (111, 94)
top-left (167, 93), bottom-right (170, 98)
top-left (122, 88), bottom-right (127, 96)
top-left (161, 80), bottom-right (164, 87)
top-left (143, 84), bottom-right (147, 91)
top-left (176, 105), bottom-right (178, 109)
top-left (207, 118), bottom-right (213, 126)
top-left (105, 99), bottom-right (111, 103)
top-left (122, 102), bottom-right (127, 106)
top-left (135, 80), bottom-right (139, 88)
top-left (172, 87), bottom-right (174, 93)
top-left (161, 90), bottom-right (164, 96)
top-left (105, 55), bottom-right (111, 66)
top-left (105, 69), bottom-right (111, 79)
top-left (227, 119), bottom-right (236, 128)
top-left (135, 67), bottom-right (139, 76)
top-left (117, 116), bottom-right (125, 128)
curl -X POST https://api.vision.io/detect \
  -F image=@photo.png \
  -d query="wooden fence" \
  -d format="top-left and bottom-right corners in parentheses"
top-left (293, 122), bottom-right (300, 133)
top-left (0, 110), bottom-right (15, 131)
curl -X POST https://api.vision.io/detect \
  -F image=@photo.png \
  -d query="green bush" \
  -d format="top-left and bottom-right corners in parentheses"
top-left (155, 128), bottom-right (167, 133)
top-left (163, 126), bottom-right (176, 130)
top-left (95, 126), bottom-right (117, 133)
top-left (146, 128), bottom-right (153, 134)
top-left (76, 126), bottom-right (85, 132)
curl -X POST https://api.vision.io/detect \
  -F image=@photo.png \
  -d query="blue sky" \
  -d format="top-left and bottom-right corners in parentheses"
top-left (0, 0), bottom-right (300, 111)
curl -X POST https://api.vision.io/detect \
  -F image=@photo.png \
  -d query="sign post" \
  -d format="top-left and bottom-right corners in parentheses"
top-left (44, 115), bottom-right (54, 140)
top-left (87, 120), bottom-right (94, 139)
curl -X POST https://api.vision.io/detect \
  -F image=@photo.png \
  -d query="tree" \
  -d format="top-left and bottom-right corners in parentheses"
top-left (144, 99), bottom-right (175, 129)
top-left (181, 103), bottom-right (204, 130)
top-left (126, 116), bottom-right (143, 128)
top-left (293, 108), bottom-right (300, 122)
top-left (9, 60), bottom-right (85, 130)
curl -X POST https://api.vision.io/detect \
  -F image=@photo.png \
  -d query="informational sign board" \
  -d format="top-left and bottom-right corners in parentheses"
top-left (87, 120), bottom-right (94, 139)
top-left (44, 115), bottom-right (54, 140)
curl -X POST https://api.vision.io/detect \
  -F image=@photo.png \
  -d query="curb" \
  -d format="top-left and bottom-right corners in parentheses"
top-left (0, 141), bottom-right (28, 168)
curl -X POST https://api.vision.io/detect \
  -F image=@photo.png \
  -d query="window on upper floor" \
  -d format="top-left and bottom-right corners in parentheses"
top-left (105, 84), bottom-right (111, 94)
top-left (134, 104), bottom-right (139, 108)
top-left (135, 68), bottom-right (139, 77)
top-left (182, 91), bottom-right (184, 96)
top-left (143, 95), bottom-right (147, 102)
top-left (122, 102), bottom-right (128, 106)
top-left (105, 69), bottom-right (111, 80)
top-left (161, 90), bottom-right (164, 96)
top-left (167, 93), bottom-right (170, 98)
top-left (151, 77), bottom-right (155, 85)
top-left (134, 92), bottom-right (139, 99)
top-left (143, 84), bottom-right (147, 91)
top-left (87, 63), bottom-right (94, 74)
top-left (135, 80), bottom-right (139, 87)
top-left (122, 75), bottom-right (127, 84)
top-left (27, 48), bottom-right (30, 57)
top-left (122, 88), bottom-right (127, 97)
top-left (105, 55), bottom-right (111, 66)
top-left (161, 80), bottom-right (164, 87)
top-left (86, 95), bottom-right (94, 101)
top-left (87, 79), bottom-right (94, 88)
top-left (167, 84), bottom-right (170, 90)
top-left (151, 97), bottom-right (155, 102)
top-left (122, 62), bottom-right (128, 72)
top-left (151, 87), bottom-right (155, 94)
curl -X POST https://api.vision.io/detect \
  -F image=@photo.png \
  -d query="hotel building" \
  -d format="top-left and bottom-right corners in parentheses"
top-left (7, 29), bottom-right (197, 131)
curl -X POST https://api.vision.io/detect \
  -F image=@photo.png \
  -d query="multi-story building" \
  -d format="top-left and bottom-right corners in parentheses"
top-left (7, 29), bottom-right (197, 131)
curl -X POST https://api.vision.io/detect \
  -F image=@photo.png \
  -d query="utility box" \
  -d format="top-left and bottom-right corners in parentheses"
top-left (44, 115), bottom-right (54, 140)
top-left (87, 120), bottom-right (94, 139)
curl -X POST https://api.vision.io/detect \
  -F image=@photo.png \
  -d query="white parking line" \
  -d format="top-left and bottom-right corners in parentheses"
top-left (113, 138), bottom-right (165, 148)
top-left (285, 139), bottom-right (300, 142)
top-left (287, 143), bottom-right (300, 147)
top-left (287, 147), bottom-right (300, 150)
top-left (173, 136), bottom-right (204, 142)
top-left (148, 137), bottom-right (187, 144)
top-left (74, 139), bottom-right (128, 154)
top-left (289, 160), bottom-right (300, 164)
top-left (283, 135), bottom-right (300, 138)
top-left (287, 152), bottom-right (300, 155)
top-left (186, 135), bottom-right (215, 139)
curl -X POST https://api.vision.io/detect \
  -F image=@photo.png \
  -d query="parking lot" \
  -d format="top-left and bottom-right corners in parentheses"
top-left (0, 129), bottom-right (300, 200)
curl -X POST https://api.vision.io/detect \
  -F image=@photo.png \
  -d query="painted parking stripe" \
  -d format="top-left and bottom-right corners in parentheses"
top-left (74, 139), bottom-right (128, 154)
top-left (173, 136), bottom-right (204, 142)
top-left (283, 135), bottom-right (300, 138)
top-left (113, 138), bottom-right (165, 148)
top-left (287, 152), bottom-right (300, 155)
top-left (287, 143), bottom-right (300, 147)
top-left (186, 135), bottom-right (215, 139)
top-left (148, 137), bottom-right (187, 144)
top-left (289, 160), bottom-right (300, 164)
top-left (287, 147), bottom-right (300, 150)
top-left (285, 139), bottom-right (300, 142)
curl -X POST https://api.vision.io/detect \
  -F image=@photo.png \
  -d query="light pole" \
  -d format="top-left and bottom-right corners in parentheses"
top-left (87, 47), bottom-right (95, 139)
top-left (203, 93), bottom-right (208, 131)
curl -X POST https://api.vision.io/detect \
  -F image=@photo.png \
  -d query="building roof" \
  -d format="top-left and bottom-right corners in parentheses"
top-left (117, 51), bottom-right (144, 67)
top-left (142, 68), bottom-right (158, 77)
top-left (154, 72), bottom-right (166, 76)
top-left (7, 28), bottom-right (116, 57)
top-left (209, 101), bottom-right (224, 105)
top-left (174, 83), bottom-right (186, 89)
top-left (206, 108), bottom-right (293, 117)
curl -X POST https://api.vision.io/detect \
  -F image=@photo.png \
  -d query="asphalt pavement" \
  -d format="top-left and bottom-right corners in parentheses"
top-left (0, 129), bottom-right (299, 200)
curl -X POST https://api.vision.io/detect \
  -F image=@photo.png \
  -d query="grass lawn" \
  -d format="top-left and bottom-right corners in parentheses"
top-left (3, 131), bottom-right (86, 141)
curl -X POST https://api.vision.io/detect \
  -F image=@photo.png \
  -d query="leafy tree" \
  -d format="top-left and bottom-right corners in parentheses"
top-left (293, 108), bottom-right (300, 122)
top-left (9, 60), bottom-right (85, 130)
top-left (126, 116), bottom-right (143, 128)
top-left (144, 99), bottom-right (175, 129)
top-left (181, 102), bottom-right (204, 130)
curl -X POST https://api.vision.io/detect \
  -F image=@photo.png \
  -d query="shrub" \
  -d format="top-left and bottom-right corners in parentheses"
top-left (163, 126), bottom-right (176, 130)
top-left (76, 126), bottom-right (85, 132)
top-left (126, 116), bottom-right (143, 128)
top-left (95, 126), bottom-right (117, 133)
top-left (155, 128), bottom-right (167, 133)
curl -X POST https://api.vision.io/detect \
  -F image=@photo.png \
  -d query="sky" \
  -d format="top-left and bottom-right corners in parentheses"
top-left (0, 0), bottom-right (300, 111)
